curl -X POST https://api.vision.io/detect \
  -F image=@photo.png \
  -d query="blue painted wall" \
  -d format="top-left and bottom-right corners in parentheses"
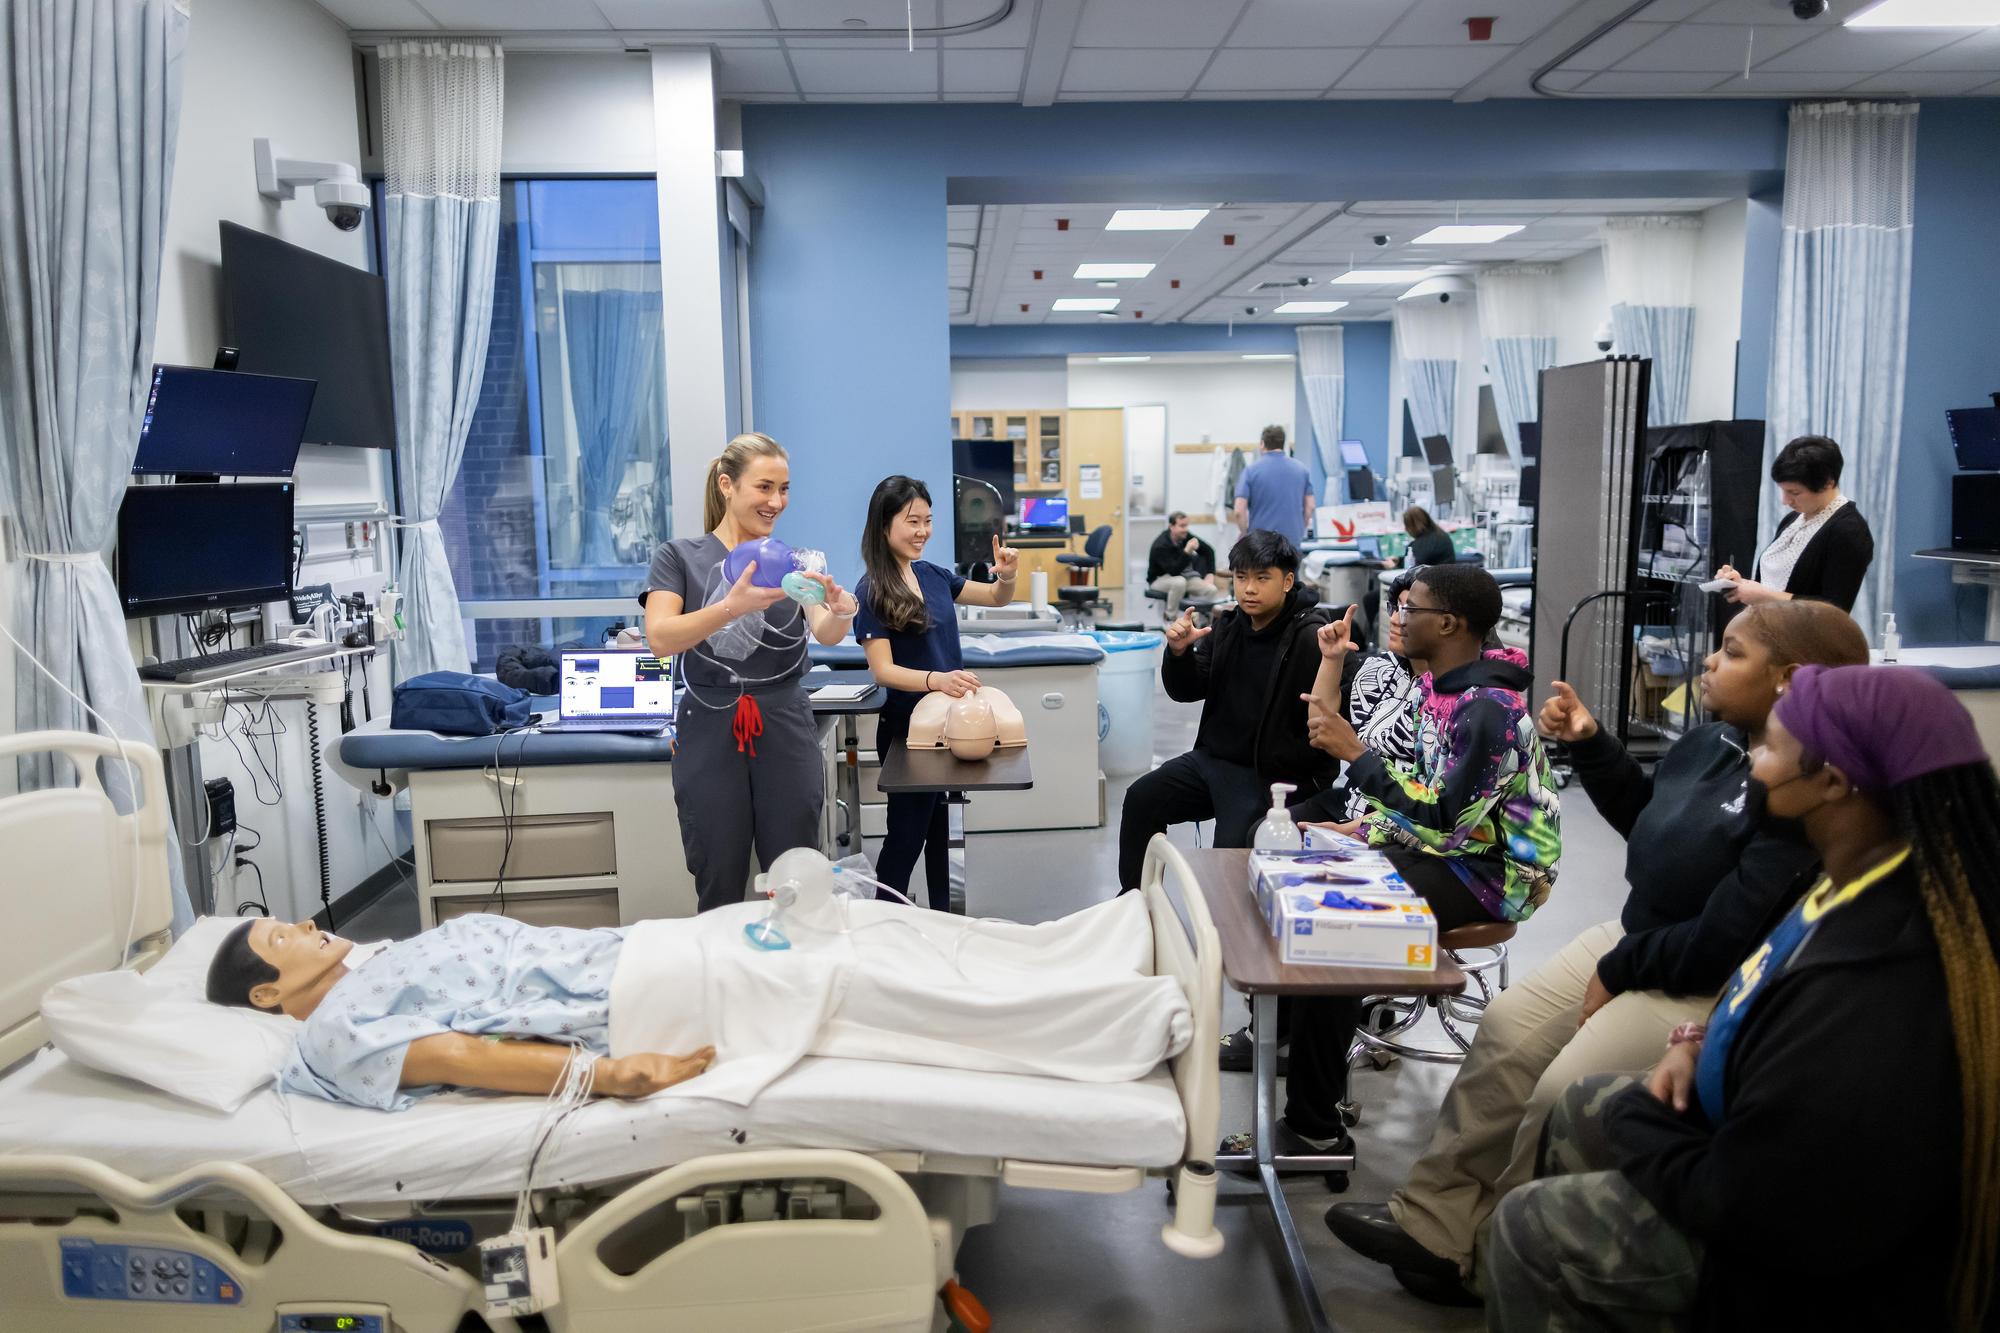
top-left (1897, 100), bottom-right (2000, 645)
top-left (1343, 323), bottom-right (1393, 495)
top-left (744, 99), bottom-right (1791, 584)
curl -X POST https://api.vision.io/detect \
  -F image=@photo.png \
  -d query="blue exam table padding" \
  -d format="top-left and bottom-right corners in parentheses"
top-left (1926, 665), bottom-right (2000, 691)
top-left (809, 636), bottom-right (1105, 669)
top-left (338, 707), bottom-right (675, 771)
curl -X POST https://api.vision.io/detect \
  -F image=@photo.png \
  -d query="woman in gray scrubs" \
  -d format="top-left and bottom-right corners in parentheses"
top-left (640, 432), bottom-right (858, 912)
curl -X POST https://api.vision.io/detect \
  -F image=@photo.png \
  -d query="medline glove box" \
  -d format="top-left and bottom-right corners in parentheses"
top-left (1247, 848), bottom-right (1412, 916)
top-left (1266, 888), bottom-right (1438, 969)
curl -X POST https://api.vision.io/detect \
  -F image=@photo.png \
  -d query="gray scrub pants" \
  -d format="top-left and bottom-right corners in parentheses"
top-left (672, 681), bottom-right (824, 913)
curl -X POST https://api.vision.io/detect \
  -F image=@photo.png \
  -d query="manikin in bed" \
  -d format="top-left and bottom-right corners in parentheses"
top-left (210, 850), bottom-right (1193, 1113)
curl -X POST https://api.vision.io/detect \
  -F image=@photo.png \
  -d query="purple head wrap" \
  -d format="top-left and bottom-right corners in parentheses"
top-left (1774, 665), bottom-right (1989, 794)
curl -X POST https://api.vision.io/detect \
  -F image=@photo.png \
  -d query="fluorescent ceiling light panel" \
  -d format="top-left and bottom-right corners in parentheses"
top-left (1242, 353), bottom-right (1295, 360)
top-left (1329, 269), bottom-right (1432, 285)
top-left (1273, 300), bottom-right (1349, 315)
top-left (1105, 209), bottom-right (1210, 231)
top-left (1097, 355), bottom-right (1152, 363)
top-left (1075, 262), bottom-right (1156, 279)
top-left (1848, 0), bottom-right (1998, 24)
top-left (1053, 297), bottom-right (1121, 312)
top-left (1410, 225), bottom-right (1524, 244)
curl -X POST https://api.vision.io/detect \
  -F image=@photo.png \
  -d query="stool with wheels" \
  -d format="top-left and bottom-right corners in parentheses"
top-left (1350, 921), bottom-right (1516, 1068)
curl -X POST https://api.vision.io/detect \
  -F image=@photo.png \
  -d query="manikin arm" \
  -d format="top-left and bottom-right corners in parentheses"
top-left (399, 1034), bottom-right (714, 1099)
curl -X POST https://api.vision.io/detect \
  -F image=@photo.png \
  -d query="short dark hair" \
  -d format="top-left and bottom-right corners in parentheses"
top-left (1228, 528), bottom-right (1300, 576)
top-left (206, 920), bottom-right (280, 1012)
top-left (1387, 565), bottom-right (1426, 604)
top-left (1166, 510), bottom-right (1188, 526)
top-left (1413, 563), bottom-right (1502, 639)
top-left (1770, 435), bottom-right (1844, 492)
top-left (1260, 425), bottom-right (1286, 451)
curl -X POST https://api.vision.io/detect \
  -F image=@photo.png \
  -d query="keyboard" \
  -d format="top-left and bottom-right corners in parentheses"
top-left (138, 641), bottom-right (340, 685)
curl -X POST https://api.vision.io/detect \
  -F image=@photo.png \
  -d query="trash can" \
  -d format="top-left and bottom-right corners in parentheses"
top-left (1089, 629), bottom-right (1165, 778)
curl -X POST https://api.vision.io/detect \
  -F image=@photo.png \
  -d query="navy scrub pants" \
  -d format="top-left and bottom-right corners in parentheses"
top-left (672, 681), bottom-right (825, 913)
top-left (874, 716), bottom-right (950, 911)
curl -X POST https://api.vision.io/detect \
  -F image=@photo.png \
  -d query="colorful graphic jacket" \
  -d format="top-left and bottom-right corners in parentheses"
top-left (1344, 647), bottom-right (1561, 922)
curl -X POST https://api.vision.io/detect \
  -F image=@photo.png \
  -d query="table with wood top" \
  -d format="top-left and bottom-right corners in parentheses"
top-left (1185, 848), bottom-right (1466, 1333)
top-left (874, 744), bottom-right (1033, 911)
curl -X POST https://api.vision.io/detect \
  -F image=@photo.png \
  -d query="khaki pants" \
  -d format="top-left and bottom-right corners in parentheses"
top-left (1150, 573), bottom-right (1219, 616)
top-left (1388, 919), bottom-right (1716, 1273)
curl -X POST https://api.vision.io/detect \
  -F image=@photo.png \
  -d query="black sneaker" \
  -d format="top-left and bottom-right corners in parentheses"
top-left (1217, 1026), bottom-right (1289, 1074)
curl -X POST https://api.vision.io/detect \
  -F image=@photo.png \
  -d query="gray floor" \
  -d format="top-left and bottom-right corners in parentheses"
top-left (339, 657), bottom-right (1631, 1333)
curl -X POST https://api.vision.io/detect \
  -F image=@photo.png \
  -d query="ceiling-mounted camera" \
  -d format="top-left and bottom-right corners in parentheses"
top-left (1594, 321), bottom-right (1615, 353)
top-left (1372, 234), bottom-right (1391, 247)
top-left (255, 138), bottom-right (370, 232)
top-left (1244, 305), bottom-right (1260, 316)
top-left (1791, 0), bottom-right (1827, 18)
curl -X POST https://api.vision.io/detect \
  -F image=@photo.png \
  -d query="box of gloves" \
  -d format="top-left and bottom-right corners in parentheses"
top-left (1247, 847), bottom-right (1414, 917)
top-left (1265, 885), bottom-right (1438, 970)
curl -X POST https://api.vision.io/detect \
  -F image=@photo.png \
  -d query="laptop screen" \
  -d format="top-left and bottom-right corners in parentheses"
top-left (560, 651), bottom-right (673, 718)
top-left (1019, 496), bottom-right (1069, 529)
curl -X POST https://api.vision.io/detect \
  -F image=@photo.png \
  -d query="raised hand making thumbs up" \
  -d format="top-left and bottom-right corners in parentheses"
top-left (1537, 680), bottom-right (1599, 743)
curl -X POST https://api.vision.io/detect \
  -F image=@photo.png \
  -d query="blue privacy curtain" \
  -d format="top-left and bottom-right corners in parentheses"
top-left (1601, 216), bottom-right (1701, 427)
top-left (1763, 101), bottom-right (1917, 632)
top-left (1475, 265), bottom-right (1560, 465)
top-left (381, 39), bottom-right (504, 680)
top-left (1295, 326), bottom-right (1346, 499)
top-left (561, 274), bottom-right (664, 567)
top-left (0, 0), bottom-right (192, 932)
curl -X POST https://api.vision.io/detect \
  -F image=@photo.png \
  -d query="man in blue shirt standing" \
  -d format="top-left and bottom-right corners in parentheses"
top-left (1235, 424), bottom-right (1315, 545)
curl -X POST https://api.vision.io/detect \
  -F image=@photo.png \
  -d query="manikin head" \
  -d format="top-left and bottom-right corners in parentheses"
top-left (206, 918), bottom-right (353, 1019)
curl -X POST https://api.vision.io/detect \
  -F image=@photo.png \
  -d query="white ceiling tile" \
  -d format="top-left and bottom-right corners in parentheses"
top-left (935, 0), bottom-right (1037, 47)
top-left (1379, 0), bottom-right (1572, 46)
top-left (591, 0), bottom-right (773, 27)
top-left (1579, 69), bottom-right (1737, 92)
top-left (789, 48), bottom-right (939, 92)
top-left (944, 91), bottom-right (1024, 100)
top-left (1188, 87), bottom-right (1330, 98)
top-left (1617, 22), bottom-right (1817, 70)
top-left (783, 37), bottom-right (940, 48)
top-left (737, 91), bottom-right (805, 100)
top-left (944, 47), bottom-right (1025, 92)
top-left (1074, 0), bottom-right (1243, 49)
top-left (413, 0), bottom-right (608, 28)
top-left (1196, 47), bottom-right (1363, 90)
top-left (309, 0), bottom-right (437, 26)
top-left (805, 91), bottom-right (943, 100)
top-left (1847, 69), bottom-right (1998, 93)
top-left (1334, 45), bottom-right (1517, 89)
top-left (714, 47), bottom-right (796, 93)
top-left (1557, 21), bottom-right (1671, 69)
top-left (1899, 28), bottom-right (2000, 70)
top-left (1757, 28), bottom-right (1960, 71)
top-left (1638, 0), bottom-right (1729, 18)
top-left (1323, 87), bottom-right (1457, 98)
top-left (1228, 0), bottom-right (1411, 48)
top-left (1713, 71), bottom-right (1861, 91)
top-left (770, 0), bottom-right (937, 31)
top-left (1060, 48), bottom-right (1214, 92)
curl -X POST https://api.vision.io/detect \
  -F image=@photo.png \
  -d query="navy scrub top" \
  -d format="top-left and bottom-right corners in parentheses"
top-left (854, 560), bottom-right (968, 730)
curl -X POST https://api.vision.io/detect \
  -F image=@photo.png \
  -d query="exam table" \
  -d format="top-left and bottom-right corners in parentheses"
top-left (0, 730), bottom-right (1225, 1333)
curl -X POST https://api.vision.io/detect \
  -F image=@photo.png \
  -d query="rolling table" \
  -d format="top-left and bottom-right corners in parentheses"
top-left (1914, 548), bottom-right (2000, 641)
top-left (874, 743), bottom-right (1033, 912)
top-left (806, 668), bottom-right (890, 855)
top-left (1185, 848), bottom-right (1466, 1333)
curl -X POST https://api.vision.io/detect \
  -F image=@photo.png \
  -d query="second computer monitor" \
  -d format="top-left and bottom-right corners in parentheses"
top-left (1339, 439), bottom-right (1370, 469)
top-left (131, 365), bottom-right (317, 477)
top-left (116, 483), bottom-right (295, 618)
top-left (1019, 496), bottom-right (1070, 530)
top-left (1420, 434), bottom-right (1453, 469)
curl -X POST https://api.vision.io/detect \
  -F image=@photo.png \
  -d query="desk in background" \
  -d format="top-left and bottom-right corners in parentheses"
top-left (1914, 549), bottom-right (2000, 642)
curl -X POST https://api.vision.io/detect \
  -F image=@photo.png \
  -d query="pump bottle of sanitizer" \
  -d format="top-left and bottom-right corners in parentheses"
top-left (1251, 782), bottom-right (1302, 852)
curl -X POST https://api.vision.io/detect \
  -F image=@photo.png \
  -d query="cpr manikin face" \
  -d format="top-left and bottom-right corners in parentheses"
top-left (246, 918), bottom-right (353, 1014)
top-left (945, 694), bottom-right (997, 760)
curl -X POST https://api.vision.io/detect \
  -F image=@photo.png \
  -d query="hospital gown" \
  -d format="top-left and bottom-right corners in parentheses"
top-left (280, 914), bottom-right (626, 1111)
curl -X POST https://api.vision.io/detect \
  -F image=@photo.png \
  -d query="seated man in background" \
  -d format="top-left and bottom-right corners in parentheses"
top-left (1117, 529), bottom-right (1334, 890)
top-left (1146, 510), bottom-right (1222, 616)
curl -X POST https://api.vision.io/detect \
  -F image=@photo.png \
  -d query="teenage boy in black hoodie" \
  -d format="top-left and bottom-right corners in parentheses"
top-left (1117, 530), bottom-right (1333, 891)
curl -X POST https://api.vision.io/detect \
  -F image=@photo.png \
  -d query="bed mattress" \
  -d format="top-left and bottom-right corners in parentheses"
top-left (0, 1047), bottom-right (1186, 1207)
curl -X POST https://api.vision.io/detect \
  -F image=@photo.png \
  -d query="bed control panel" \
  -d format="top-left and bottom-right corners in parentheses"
top-left (277, 1307), bottom-right (389, 1332)
top-left (58, 1238), bottom-right (242, 1305)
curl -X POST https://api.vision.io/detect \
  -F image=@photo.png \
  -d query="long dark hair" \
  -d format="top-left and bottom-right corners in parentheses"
top-left (861, 476), bottom-right (932, 633)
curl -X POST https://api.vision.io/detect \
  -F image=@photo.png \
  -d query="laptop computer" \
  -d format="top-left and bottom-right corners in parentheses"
top-left (539, 649), bottom-right (675, 734)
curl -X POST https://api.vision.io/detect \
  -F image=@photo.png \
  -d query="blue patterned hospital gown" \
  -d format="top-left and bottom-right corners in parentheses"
top-left (280, 914), bottom-right (627, 1111)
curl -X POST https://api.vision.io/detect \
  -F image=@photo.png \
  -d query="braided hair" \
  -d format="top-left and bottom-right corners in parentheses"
top-left (1889, 758), bottom-right (2000, 1328)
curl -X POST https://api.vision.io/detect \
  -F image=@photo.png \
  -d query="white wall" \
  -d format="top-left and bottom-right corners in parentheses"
top-left (1687, 199), bottom-right (1747, 422)
top-left (1553, 248), bottom-right (1611, 368)
top-left (949, 357), bottom-right (1067, 411)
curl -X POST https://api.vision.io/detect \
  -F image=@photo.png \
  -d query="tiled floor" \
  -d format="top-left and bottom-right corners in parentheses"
top-left (340, 658), bottom-right (1631, 1333)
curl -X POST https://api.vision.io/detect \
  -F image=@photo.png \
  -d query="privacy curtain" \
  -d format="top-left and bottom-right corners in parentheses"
top-left (1475, 265), bottom-right (1560, 465)
top-left (1763, 101), bottom-right (1917, 632)
top-left (1394, 298), bottom-right (1464, 464)
top-left (1295, 325), bottom-right (1346, 499)
top-left (382, 39), bottom-right (503, 680)
top-left (1601, 216), bottom-right (1701, 427)
top-left (0, 0), bottom-right (191, 931)
top-left (558, 265), bottom-right (664, 567)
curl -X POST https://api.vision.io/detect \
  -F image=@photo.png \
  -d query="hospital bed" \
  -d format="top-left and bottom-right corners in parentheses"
top-left (0, 730), bottom-right (1224, 1332)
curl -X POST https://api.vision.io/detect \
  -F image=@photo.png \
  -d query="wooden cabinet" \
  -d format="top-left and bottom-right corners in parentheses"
top-left (954, 409), bottom-right (1065, 495)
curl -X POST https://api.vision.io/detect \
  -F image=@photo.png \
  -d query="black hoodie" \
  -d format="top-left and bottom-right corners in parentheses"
top-left (1161, 584), bottom-right (1335, 790)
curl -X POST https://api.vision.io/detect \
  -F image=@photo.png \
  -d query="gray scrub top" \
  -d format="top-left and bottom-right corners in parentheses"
top-left (641, 533), bottom-right (808, 689)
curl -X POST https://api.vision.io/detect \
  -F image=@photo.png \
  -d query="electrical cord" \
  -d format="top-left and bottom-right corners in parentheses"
top-left (306, 701), bottom-right (334, 930)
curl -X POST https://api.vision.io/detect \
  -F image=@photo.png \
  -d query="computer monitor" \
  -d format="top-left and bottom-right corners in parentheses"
top-left (131, 365), bottom-right (317, 477)
top-left (1954, 474), bottom-right (2000, 552)
top-left (1339, 439), bottom-right (1369, 469)
top-left (1019, 496), bottom-right (1070, 530)
top-left (1346, 466), bottom-right (1376, 501)
top-left (1947, 408), bottom-right (2000, 471)
top-left (1420, 434), bottom-right (1453, 468)
top-left (1429, 463), bottom-right (1456, 506)
top-left (116, 483), bottom-right (294, 619)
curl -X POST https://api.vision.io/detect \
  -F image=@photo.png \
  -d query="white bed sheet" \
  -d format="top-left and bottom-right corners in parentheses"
top-left (0, 1047), bottom-right (1186, 1206)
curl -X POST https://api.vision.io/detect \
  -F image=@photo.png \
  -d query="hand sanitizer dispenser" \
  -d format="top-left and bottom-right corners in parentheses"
top-left (1251, 783), bottom-right (1302, 852)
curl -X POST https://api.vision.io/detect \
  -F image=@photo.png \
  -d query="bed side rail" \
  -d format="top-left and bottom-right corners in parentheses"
top-left (1140, 835), bottom-right (1226, 1259)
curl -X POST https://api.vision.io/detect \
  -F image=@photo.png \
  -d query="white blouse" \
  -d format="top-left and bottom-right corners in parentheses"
top-left (1758, 494), bottom-right (1847, 595)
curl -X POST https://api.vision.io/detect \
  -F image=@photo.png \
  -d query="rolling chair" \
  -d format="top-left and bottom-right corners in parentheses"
top-left (1055, 524), bottom-right (1114, 626)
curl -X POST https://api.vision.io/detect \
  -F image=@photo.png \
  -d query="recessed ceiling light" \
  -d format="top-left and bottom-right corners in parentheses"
top-left (1106, 209), bottom-right (1210, 231)
top-left (1329, 269), bottom-right (1432, 285)
top-left (1095, 280), bottom-right (1118, 289)
top-left (1053, 297), bottom-right (1120, 312)
top-left (1411, 225), bottom-right (1524, 245)
top-left (1242, 353), bottom-right (1295, 360)
top-left (841, 17), bottom-right (868, 26)
top-left (1097, 311), bottom-right (1119, 320)
top-left (1097, 355), bottom-right (1152, 363)
top-left (1848, 0), bottom-right (1998, 24)
top-left (1273, 300), bottom-right (1348, 315)
top-left (1075, 262), bottom-right (1156, 280)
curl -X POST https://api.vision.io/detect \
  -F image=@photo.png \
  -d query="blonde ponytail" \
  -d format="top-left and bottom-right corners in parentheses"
top-left (704, 432), bottom-right (788, 533)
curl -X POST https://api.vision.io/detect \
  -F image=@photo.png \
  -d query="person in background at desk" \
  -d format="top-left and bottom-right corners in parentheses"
top-left (1234, 424), bottom-right (1315, 545)
top-left (1391, 505), bottom-right (1457, 570)
top-left (1715, 434), bottom-right (1875, 614)
top-left (641, 432), bottom-right (859, 913)
top-left (854, 475), bottom-right (1020, 909)
top-left (1146, 510), bottom-right (1222, 616)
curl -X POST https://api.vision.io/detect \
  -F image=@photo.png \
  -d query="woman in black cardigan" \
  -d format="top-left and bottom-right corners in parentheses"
top-left (1715, 435), bottom-right (1875, 613)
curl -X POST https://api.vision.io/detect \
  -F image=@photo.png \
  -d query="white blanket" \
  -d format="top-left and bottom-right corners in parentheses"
top-left (608, 894), bottom-right (1191, 1105)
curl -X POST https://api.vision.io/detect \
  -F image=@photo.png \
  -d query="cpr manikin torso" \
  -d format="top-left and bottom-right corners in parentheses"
top-left (904, 686), bottom-right (1026, 759)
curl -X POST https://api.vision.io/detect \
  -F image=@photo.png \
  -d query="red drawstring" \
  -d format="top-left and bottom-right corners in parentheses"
top-left (732, 694), bottom-right (764, 757)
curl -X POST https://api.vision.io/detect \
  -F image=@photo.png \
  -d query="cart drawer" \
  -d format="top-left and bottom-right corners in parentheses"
top-left (432, 887), bottom-right (622, 931)
top-left (427, 812), bottom-right (617, 883)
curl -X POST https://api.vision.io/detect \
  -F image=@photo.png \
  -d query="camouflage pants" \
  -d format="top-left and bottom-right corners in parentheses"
top-left (1481, 1074), bottom-right (1702, 1332)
